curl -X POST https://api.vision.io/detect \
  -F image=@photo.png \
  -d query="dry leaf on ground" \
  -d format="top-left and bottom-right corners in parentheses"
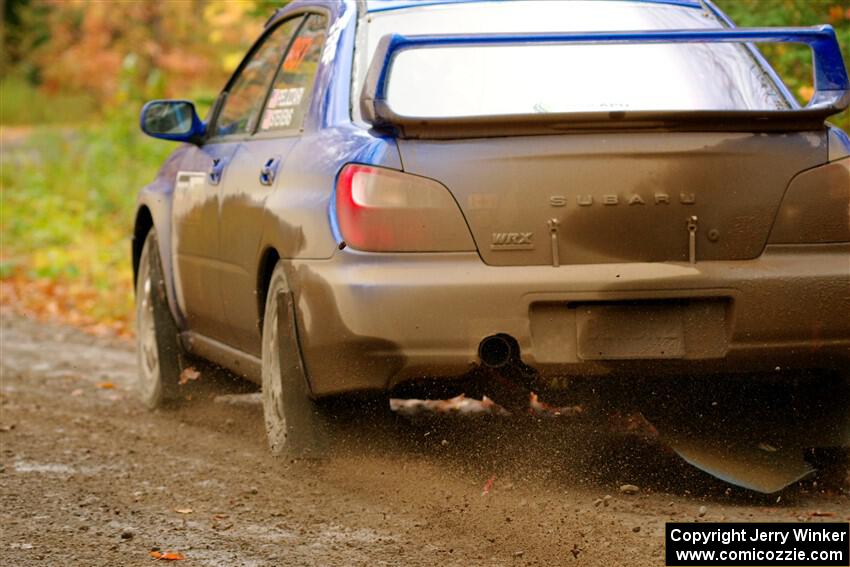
top-left (149, 550), bottom-right (185, 560)
top-left (178, 367), bottom-right (200, 386)
top-left (481, 475), bottom-right (496, 496)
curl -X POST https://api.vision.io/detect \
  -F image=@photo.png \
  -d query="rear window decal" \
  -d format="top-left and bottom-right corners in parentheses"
top-left (283, 36), bottom-right (314, 71)
top-left (261, 107), bottom-right (295, 130)
top-left (267, 87), bottom-right (305, 109)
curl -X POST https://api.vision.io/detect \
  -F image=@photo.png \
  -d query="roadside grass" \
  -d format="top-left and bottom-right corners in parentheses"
top-left (1, 113), bottom-right (172, 336)
top-left (0, 76), bottom-right (98, 125)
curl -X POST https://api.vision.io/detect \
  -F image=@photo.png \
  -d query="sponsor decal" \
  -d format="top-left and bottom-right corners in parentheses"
top-left (261, 108), bottom-right (295, 130)
top-left (267, 87), bottom-right (304, 109)
top-left (283, 36), bottom-right (314, 71)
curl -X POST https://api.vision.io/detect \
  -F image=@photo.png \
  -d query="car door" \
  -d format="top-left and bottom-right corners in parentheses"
top-left (171, 141), bottom-right (235, 341)
top-left (218, 13), bottom-right (329, 355)
top-left (171, 15), bottom-right (305, 342)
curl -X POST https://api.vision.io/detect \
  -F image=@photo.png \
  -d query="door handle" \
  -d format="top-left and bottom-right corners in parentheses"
top-left (209, 157), bottom-right (227, 185)
top-left (259, 156), bottom-right (282, 186)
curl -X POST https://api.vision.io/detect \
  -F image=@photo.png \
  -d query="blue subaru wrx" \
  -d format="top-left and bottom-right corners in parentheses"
top-left (135, 0), bottom-right (850, 493)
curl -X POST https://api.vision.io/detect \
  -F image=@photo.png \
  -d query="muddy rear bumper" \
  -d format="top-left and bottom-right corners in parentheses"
top-left (290, 244), bottom-right (850, 396)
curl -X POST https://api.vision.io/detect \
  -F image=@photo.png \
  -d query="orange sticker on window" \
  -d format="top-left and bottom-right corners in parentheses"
top-left (283, 37), bottom-right (314, 71)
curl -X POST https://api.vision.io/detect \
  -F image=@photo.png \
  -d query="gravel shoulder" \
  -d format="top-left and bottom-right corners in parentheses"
top-left (1, 313), bottom-right (848, 566)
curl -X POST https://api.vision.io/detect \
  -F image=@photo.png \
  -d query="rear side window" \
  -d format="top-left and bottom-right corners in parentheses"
top-left (259, 14), bottom-right (329, 132)
top-left (214, 17), bottom-right (304, 138)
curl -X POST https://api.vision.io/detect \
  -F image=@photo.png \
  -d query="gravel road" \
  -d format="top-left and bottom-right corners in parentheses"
top-left (1, 313), bottom-right (848, 566)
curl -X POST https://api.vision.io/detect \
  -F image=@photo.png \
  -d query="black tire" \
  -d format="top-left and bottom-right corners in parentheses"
top-left (261, 262), bottom-right (334, 455)
top-left (135, 230), bottom-right (184, 408)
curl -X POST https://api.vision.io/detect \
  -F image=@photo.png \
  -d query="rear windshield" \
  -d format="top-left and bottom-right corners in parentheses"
top-left (353, 1), bottom-right (789, 119)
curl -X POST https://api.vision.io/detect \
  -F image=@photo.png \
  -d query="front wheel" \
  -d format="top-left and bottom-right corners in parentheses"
top-left (135, 230), bottom-right (184, 408)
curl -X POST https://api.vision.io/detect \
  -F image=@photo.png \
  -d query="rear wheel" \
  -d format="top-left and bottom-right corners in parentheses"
top-left (261, 263), bottom-right (333, 455)
top-left (135, 230), bottom-right (184, 408)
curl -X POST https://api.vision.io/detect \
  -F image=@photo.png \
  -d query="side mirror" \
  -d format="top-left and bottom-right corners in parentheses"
top-left (140, 100), bottom-right (205, 143)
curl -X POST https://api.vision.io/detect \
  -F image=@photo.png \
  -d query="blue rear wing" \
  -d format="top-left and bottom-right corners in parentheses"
top-left (360, 26), bottom-right (850, 137)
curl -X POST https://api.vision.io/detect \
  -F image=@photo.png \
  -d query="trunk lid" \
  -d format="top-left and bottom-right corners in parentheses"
top-left (397, 131), bottom-right (826, 265)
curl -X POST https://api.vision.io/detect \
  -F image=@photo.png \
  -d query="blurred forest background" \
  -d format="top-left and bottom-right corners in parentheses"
top-left (1, 0), bottom-right (849, 337)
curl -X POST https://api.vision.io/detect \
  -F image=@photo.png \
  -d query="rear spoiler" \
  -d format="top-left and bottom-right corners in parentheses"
top-left (360, 26), bottom-right (850, 138)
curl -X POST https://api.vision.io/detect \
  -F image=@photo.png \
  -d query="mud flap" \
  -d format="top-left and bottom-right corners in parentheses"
top-left (665, 437), bottom-right (814, 494)
top-left (642, 374), bottom-right (850, 494)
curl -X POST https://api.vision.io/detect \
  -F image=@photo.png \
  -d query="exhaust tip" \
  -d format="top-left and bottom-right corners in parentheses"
top-left (478, 334), bottom-right (514, 368)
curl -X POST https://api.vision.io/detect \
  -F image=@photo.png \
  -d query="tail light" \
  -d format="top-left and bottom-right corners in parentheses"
top-left (769, 157), bottom-right (850, 244)
top-left (334, 164), bottom-right (475, 252)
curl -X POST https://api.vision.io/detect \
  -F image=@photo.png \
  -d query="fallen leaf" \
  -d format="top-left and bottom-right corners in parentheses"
top-left (530, 392), bottom-right (583, 417)
top-left (149, 550), bottom-right (185, 561)
top-left (0, 424), bottom-right (15, 432)
top-left (178, 367), bottom-right (200, 386)
top-left (481, 475), bottom-right (496, 496)
top-left (70, 389), bottom-right (84, 396)
top-left (174, 508), bottom-right (193, 514)
top-left (96, 382), bottom-right (115, 389)
top-left (570, 544), bottom-right (582, 558)
top-left (810, 511), bottom-right (835, 517)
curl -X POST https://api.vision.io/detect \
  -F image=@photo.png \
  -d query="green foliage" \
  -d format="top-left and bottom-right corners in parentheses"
top-left (715, 0), bottom-right (850, 128)
top-left (0, 75), bottom-right (97, 124)
top-left (1, 110), bottom-right (173, 320)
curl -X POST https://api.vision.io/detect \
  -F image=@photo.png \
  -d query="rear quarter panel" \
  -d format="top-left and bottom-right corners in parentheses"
top-left (260, 126), bottom-right (402, 260)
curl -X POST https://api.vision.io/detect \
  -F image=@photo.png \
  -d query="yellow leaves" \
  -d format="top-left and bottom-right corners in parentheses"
top-left (222, 52), bottom-right (244, 73)
top-left (798, 85), bottom-right (815, 102)
top-left (0, 270), bottom-right (133, 339)
top-left (26, 0), bottom-right (271, 108)
top-left (203, 1), bottom-right (264, 51)
top-left (203, 1), bottom-right (252, 28)
top-left (827, 5), bottom-right (849, 24)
